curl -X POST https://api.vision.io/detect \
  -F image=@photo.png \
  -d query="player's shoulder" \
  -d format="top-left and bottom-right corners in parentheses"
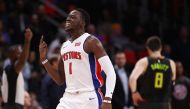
top-left (85, 34), bottom-right (100, 43)
top-left (136, 57), bottom-right (148, 66)
top-left (139, 57), bottom-right (148, 63)
top-left (168, 58), bottom-right (175, 66)
top-left (84, 34), bottom-right (102, 47)
top-left (83, 34), bottom-right (104, 53)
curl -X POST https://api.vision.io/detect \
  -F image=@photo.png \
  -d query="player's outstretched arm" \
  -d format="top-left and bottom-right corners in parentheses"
top-left (84, 36), bottom-right (116, 109)
top-left (129, 58), bottom-right (147, 105)
top-left (39, 36), bottom-right (65, 85)
top-left (15, 28), bottom-right (32, 74)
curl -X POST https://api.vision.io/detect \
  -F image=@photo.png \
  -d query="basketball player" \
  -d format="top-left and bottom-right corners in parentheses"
top-left (1, 28), bottom-right (33, 109)
top-left (129, 36), bottom-right (176, 109)
top-left (39, 8), bottom-right (116, 109)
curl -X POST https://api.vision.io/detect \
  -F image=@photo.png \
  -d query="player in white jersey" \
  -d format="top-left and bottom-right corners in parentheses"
top-left (39, 8), bottom-right (116, 109)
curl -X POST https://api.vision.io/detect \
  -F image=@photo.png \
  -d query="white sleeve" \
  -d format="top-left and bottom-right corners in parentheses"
top-left (98, 56), bottom-right (116, 98)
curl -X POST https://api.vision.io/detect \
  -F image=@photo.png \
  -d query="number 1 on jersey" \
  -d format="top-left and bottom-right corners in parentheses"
top-left (69, 62), bottom-right (72, 74)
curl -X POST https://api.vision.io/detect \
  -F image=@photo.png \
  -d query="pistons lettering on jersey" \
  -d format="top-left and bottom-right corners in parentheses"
top-left (62, 51), bottom-right (82, 61)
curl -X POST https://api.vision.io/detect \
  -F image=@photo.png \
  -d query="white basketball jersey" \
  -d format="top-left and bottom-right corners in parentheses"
top-left (60, 33), bottom-right (104, 93)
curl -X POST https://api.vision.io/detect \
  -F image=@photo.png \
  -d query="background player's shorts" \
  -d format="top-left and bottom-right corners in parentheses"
top-left (138, 102), bottom-right (169, 109)
top-left (56, 90), bottom-right (102, 109)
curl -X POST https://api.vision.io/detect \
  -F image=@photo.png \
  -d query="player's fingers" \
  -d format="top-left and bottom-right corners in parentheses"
top-left (40, 41), bottom-right (47, 48)
top-left (138, 95), bottom-right (144, 101)
top-left (133, 100), bottom-right (138, 106)
top-left (25, 28), bottom-right (31, 32)
top-left (40, 35), bottom-right (44, 43)
top-left (40, 42), bottom-right (45, 47)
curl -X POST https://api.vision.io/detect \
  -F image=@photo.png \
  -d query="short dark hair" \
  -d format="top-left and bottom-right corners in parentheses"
top-left (115, 49), bottom-right (125, 55)
top-left (76, 8), bottom-right (90, 29)
top-left (146, 36), bottom-right (162, 51)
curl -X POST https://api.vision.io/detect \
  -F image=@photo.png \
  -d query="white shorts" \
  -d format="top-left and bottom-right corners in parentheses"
top-left (56, 89), bottom-right (103, 109)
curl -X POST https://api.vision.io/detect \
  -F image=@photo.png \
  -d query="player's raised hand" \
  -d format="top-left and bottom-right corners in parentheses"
top-left (39, 35), bottom-right (48, 61)
top-left (24, 28), bottom-right (33, 42)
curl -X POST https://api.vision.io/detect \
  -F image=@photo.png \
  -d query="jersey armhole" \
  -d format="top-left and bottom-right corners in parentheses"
top-left (82, 35), bottom-right (91, 54)
top-left (142, 57), bottom-right (149, 75)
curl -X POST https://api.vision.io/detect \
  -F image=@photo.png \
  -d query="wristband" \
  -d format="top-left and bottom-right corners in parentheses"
top-left (42, 59), bottom-right (48, 64)
top-left (103, 100), bottom-right (111, 104)
top-left (132, 90), bottom-right (137, 94)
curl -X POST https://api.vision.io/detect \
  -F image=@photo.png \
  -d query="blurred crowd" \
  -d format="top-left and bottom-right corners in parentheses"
top-left (0, 0), bottom-right (190, 109)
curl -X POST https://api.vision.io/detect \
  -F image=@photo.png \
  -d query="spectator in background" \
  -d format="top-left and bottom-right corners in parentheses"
top-left (28, 70), bottom-right (42, 101)
top-left (24, 91), bottom-right (42, 109)
top-left (3, 52), bottom-right (33, 91)
top-left (0, 92), bottom-right (3, 109)
top-left (111, 23), bottom-right (129, 49)
top-left (162, 44), bottom-right (172, 58)
top-left (24, 91), bottom-right (32, 109)
top-left (172, 61), bottom-right (190, 109)
top-left (28, 51), bottom-right (41, 72)
top-left (172, 26), bottom-right (190, 77)
top-left (47, 22), bottom-right (67, 58)
top-left (30, 93), bottom-right (42, 109)
top-left (40, 55), bottom-right (65, 109)
top-left (132, 25), bottom-right (146, 45)
top-left (112, 51), bottom-right (133, 109)
top-left (1, 28), bottom-right (32, 109)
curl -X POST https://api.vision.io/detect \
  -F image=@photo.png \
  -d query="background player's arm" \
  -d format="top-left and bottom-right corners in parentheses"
top-left (39, 36), bottom-right (65, 85)
top-left (15, 28), bottom-right (32, 74)
top-left (129, 58), bottom-right (148, 93)
top-left (84, 36), bottom-right (116, 106)
top-left (170, 60), bottom-right (176, 81)
top-left (129, 58), bottom-right (147, 105)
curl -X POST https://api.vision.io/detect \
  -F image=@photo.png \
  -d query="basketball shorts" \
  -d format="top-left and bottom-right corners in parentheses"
top-left (56, 90), bottom-right (103, 109)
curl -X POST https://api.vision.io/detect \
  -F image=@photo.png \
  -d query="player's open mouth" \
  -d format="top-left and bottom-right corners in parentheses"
top-left (66, 22), bottom-right (71, 27)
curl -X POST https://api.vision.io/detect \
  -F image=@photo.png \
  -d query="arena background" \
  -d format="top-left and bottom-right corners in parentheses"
top-left (0, 0), bottom-right (190, 109)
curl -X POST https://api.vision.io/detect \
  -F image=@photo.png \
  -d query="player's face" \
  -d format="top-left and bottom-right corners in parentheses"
top-left (24, 92), bottom-right (32, 107)
top-left (65, 10), bottom-right (82, 32)
top-left (15, 46), bottom-right (22, 59)
top-left (176, 62), bottom-right (184, 76)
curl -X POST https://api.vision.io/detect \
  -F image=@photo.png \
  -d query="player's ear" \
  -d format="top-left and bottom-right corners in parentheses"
top-left (81, 20), bottom-right (85, 28)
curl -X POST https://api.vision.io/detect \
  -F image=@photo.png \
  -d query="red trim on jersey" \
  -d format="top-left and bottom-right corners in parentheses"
top-left (98, 88), bottom-right (104, 100)
top-left (69, 63), bottom-right (72, 74)
top-left (95, 60), bottom-right (104, 86)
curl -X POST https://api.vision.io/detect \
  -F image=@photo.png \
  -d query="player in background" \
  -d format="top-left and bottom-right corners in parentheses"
top-left (39, 8), bottom-right (116, 109)
top-left (129, 36), bottom-right (176, 109)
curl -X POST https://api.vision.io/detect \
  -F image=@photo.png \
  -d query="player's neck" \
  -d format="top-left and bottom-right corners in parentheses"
top-left (69, 30), bottom-right (85, 41)
top-left (150, 51), bottom-right (163, 58)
